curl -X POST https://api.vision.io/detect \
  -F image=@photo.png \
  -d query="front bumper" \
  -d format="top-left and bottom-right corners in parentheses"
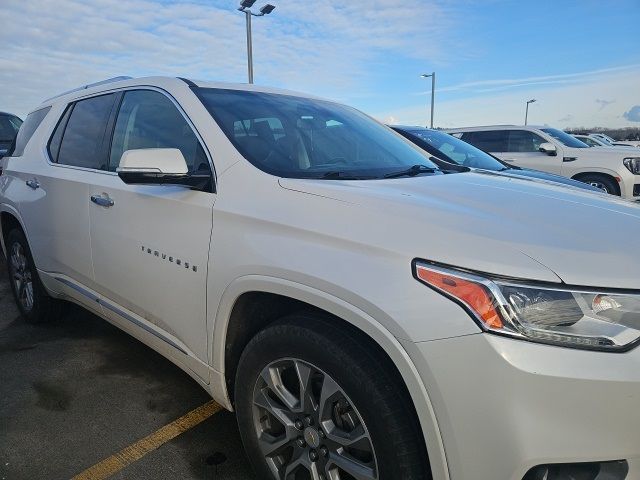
top-left (408, 333), bottom-right (640, 480)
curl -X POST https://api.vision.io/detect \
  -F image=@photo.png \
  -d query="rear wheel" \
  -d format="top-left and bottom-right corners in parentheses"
top-left (6, 228), bottom-right (62, 323)
top-left (577, 174), bottom-right (619, 195)
top-left (235, 313), bottom-right (431, 480)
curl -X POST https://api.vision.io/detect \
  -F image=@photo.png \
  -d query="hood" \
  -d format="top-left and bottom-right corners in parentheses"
top-left (280, 171), bottom-right (640, 289)
top-left (569, 145), bottom-right (639, 159)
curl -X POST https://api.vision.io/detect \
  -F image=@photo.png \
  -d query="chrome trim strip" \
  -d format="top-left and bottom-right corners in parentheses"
top-left (99, 300), bottom-right (188, 355)
top-left (54, 276), bottom-right (99, 302)
top-left (53, 276), bottom-right (188, 355)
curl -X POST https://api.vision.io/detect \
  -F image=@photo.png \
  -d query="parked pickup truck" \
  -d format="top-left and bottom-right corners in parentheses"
top-left (2, 76), bottom-right (640, 480)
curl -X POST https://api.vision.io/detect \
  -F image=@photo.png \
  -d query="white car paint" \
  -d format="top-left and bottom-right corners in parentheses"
top-left (575, 134), bottom-right (640, 149)
top-left (1, 77), bottom-right (639, 480)
top-left (448, 125), bottom-right (640, 199)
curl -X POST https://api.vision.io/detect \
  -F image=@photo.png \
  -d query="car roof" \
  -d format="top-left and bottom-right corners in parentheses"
top-left (34, 76), bottom-right (328, 113)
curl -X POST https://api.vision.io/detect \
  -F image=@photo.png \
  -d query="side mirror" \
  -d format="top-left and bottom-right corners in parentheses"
top-left (117, 148), bottom-right (209, 189)
top-left (538, 142), bottom-right (557, 156)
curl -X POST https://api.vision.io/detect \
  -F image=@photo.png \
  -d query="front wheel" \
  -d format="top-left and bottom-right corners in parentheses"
top-left (578, 174), bottom-right (620, 195)
top-left (235, 313), bottom-right (431, 480)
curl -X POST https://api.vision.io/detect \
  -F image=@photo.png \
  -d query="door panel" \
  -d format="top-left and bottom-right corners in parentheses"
top-left (19, 94), bottom-right (118, 290)
top-left (88, 88), bottom-right (215, 365)
top-left (501, 130), bottom-right (563, 174)
top-left (88, 176), bottom-right (214, 362)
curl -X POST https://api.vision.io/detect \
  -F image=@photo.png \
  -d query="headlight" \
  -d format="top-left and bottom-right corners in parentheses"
top-left (623, 157), bottom-right (640, 174)
top-left (414, 261), bottom-right (640, 351)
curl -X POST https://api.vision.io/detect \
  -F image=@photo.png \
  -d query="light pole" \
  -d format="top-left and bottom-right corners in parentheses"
top-left (524, 99), bottom-right (536, 125)
top-left (420, 73), bottom-right (436, 129)
top-left (237, 0), bottom-right (276, 84)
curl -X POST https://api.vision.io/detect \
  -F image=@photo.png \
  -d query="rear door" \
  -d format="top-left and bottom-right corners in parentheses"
top-left (87, 88), bottom-right (215, 371)
top-left (14, 95), bottom-right (119, 306)
top-left (459, 130), bottom-right (509, 160)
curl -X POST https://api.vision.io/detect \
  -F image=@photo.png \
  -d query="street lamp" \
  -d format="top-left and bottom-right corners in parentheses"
top-left (421, 72), bottom-right (436, 128)
top-left (237, 1), bottom-right (276, 84)
top-left (524, 99), bottom-right (536, 125)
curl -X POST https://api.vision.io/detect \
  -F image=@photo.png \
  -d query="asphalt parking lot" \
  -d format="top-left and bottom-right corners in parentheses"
top-left (0, 256), bottom-right (256, 480)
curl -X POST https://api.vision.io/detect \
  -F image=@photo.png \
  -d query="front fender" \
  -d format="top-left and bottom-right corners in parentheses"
top-left (211, 274), bottom-right (451, 480)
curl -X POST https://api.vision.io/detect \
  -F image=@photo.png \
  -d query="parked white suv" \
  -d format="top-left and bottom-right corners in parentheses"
top-left (2, 77), bottom-right (640, 480)
top-left (448, 125), bottom-right (640, 198)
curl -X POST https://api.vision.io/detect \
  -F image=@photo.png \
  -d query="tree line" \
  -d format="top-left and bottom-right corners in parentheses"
top-left (564, 127), bottom-right (640, 141)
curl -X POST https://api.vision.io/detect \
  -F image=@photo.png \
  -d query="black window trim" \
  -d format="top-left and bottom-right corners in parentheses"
top-left (43, 86), bottom-right (217, 193)
top-left (46, 103), bottom-right (73, 164)
top-left (45, 92), bottom-right (119, 174)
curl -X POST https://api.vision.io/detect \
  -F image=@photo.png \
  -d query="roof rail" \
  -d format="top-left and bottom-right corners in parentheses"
top-left (42, 76), bottom-right (133, 103)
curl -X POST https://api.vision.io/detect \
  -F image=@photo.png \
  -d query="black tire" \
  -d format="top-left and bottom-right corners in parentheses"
top-left (235, 313), bottom-right (431, 480)
top-left (578, 174), bottom-right (620, 195)
top-left (5, 228), bottom-right (62, 324)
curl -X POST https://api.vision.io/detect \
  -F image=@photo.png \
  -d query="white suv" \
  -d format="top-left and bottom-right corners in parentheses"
top-left (448, 125), bottom-right (640, 198)
top-left (2, 77), bottom-right (640, 480)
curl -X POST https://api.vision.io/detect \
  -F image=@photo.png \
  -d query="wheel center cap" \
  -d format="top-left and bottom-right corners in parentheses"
top-left (303, 427), bottom-right (320, 448)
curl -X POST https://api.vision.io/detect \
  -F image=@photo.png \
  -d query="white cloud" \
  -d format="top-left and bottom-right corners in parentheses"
top-left (423, 64), bottom-right (640, 95)
top-left (379, 66), bottom-right (640, 128)
top-left (0, 0), bottom-right (459, 117)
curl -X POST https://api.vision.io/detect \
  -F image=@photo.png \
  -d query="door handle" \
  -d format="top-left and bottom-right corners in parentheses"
top-left (26, 179), bottom-right (40, 189)
top-left (90, 194), bottom-right (114, 207)
top-left (502, 159), bottom-right (515, 162)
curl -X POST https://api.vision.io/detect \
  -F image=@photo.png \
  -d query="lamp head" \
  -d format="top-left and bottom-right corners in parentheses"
top-left (260, 4), bottom-right (276, 14)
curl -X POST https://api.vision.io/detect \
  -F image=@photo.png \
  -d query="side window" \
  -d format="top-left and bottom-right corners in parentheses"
top-left (48, 106), bottom-right (72, 162)
top-left (11, 107), bottom-right (51, 157)
top-left (57, 93), bottom-right (118, 170)
top-left (461, 130), bottom-right (508, 152)
top-left (506, 130), bottom-right (546, 153)
top-left (109, 90), bottom-right (210, 174)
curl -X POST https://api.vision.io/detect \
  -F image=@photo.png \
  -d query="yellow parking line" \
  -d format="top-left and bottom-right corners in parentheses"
top-left (71, 400), bottom-right (223, 480)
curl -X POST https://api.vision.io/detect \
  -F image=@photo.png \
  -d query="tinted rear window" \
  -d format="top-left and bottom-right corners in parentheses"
top-left (11, 107), bottom-right (51, 157)
top-left (57, 94), bottom-right (118, 170)
top-left (461, 130), bottom-right (508, 152)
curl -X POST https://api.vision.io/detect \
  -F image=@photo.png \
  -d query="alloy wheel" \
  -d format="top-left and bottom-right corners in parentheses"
top-left (588, 181), bottom-right (609, 193)
top-left (9, 242), bottom-right (34, 312)
top-left (252, 358), bottom-right (378, 480)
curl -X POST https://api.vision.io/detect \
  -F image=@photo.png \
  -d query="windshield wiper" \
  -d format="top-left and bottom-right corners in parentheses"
top-left (383, 164), bottom-right (439, 179)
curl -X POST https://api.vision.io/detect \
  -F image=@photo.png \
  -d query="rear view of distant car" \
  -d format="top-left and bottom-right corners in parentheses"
top-left (0, 112), bottom-right (22, 158)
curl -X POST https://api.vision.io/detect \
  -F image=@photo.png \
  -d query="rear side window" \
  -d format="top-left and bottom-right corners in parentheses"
top-left (109, 90), bottom-right (210, 174)
top-left (56, 93), bottom-right (118, 170)
top-left (11, 107), bottom-right (51, 157)
top-left (461, 130), bottom-right (508, 152)
top-left (505, 130), bottom-right (546, 152)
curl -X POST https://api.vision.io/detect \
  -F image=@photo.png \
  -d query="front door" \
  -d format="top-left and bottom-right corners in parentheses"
top-left (88, 89), bottom-right (215, 370)
top-left (500, 130), bottom-right (563, 175)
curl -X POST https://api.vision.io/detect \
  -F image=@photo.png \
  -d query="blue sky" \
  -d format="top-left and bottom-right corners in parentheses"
top-left (1, 0), bottom-right (639, 127)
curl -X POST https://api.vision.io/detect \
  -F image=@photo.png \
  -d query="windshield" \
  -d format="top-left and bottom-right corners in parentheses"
top-left (541, 128), bottom-right (589, 148)
top-left (399, 128), bottom-right (507, 170)
top-left (195, 88), bottom-right (440, 179)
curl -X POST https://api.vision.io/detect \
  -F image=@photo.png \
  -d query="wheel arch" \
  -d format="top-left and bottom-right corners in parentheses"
top-left (571, 170), bottom-right (621, 195)
top-left (0, 207), bottom-right (28, 257)
top-left (212, 275), bottom-right (450, 479)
